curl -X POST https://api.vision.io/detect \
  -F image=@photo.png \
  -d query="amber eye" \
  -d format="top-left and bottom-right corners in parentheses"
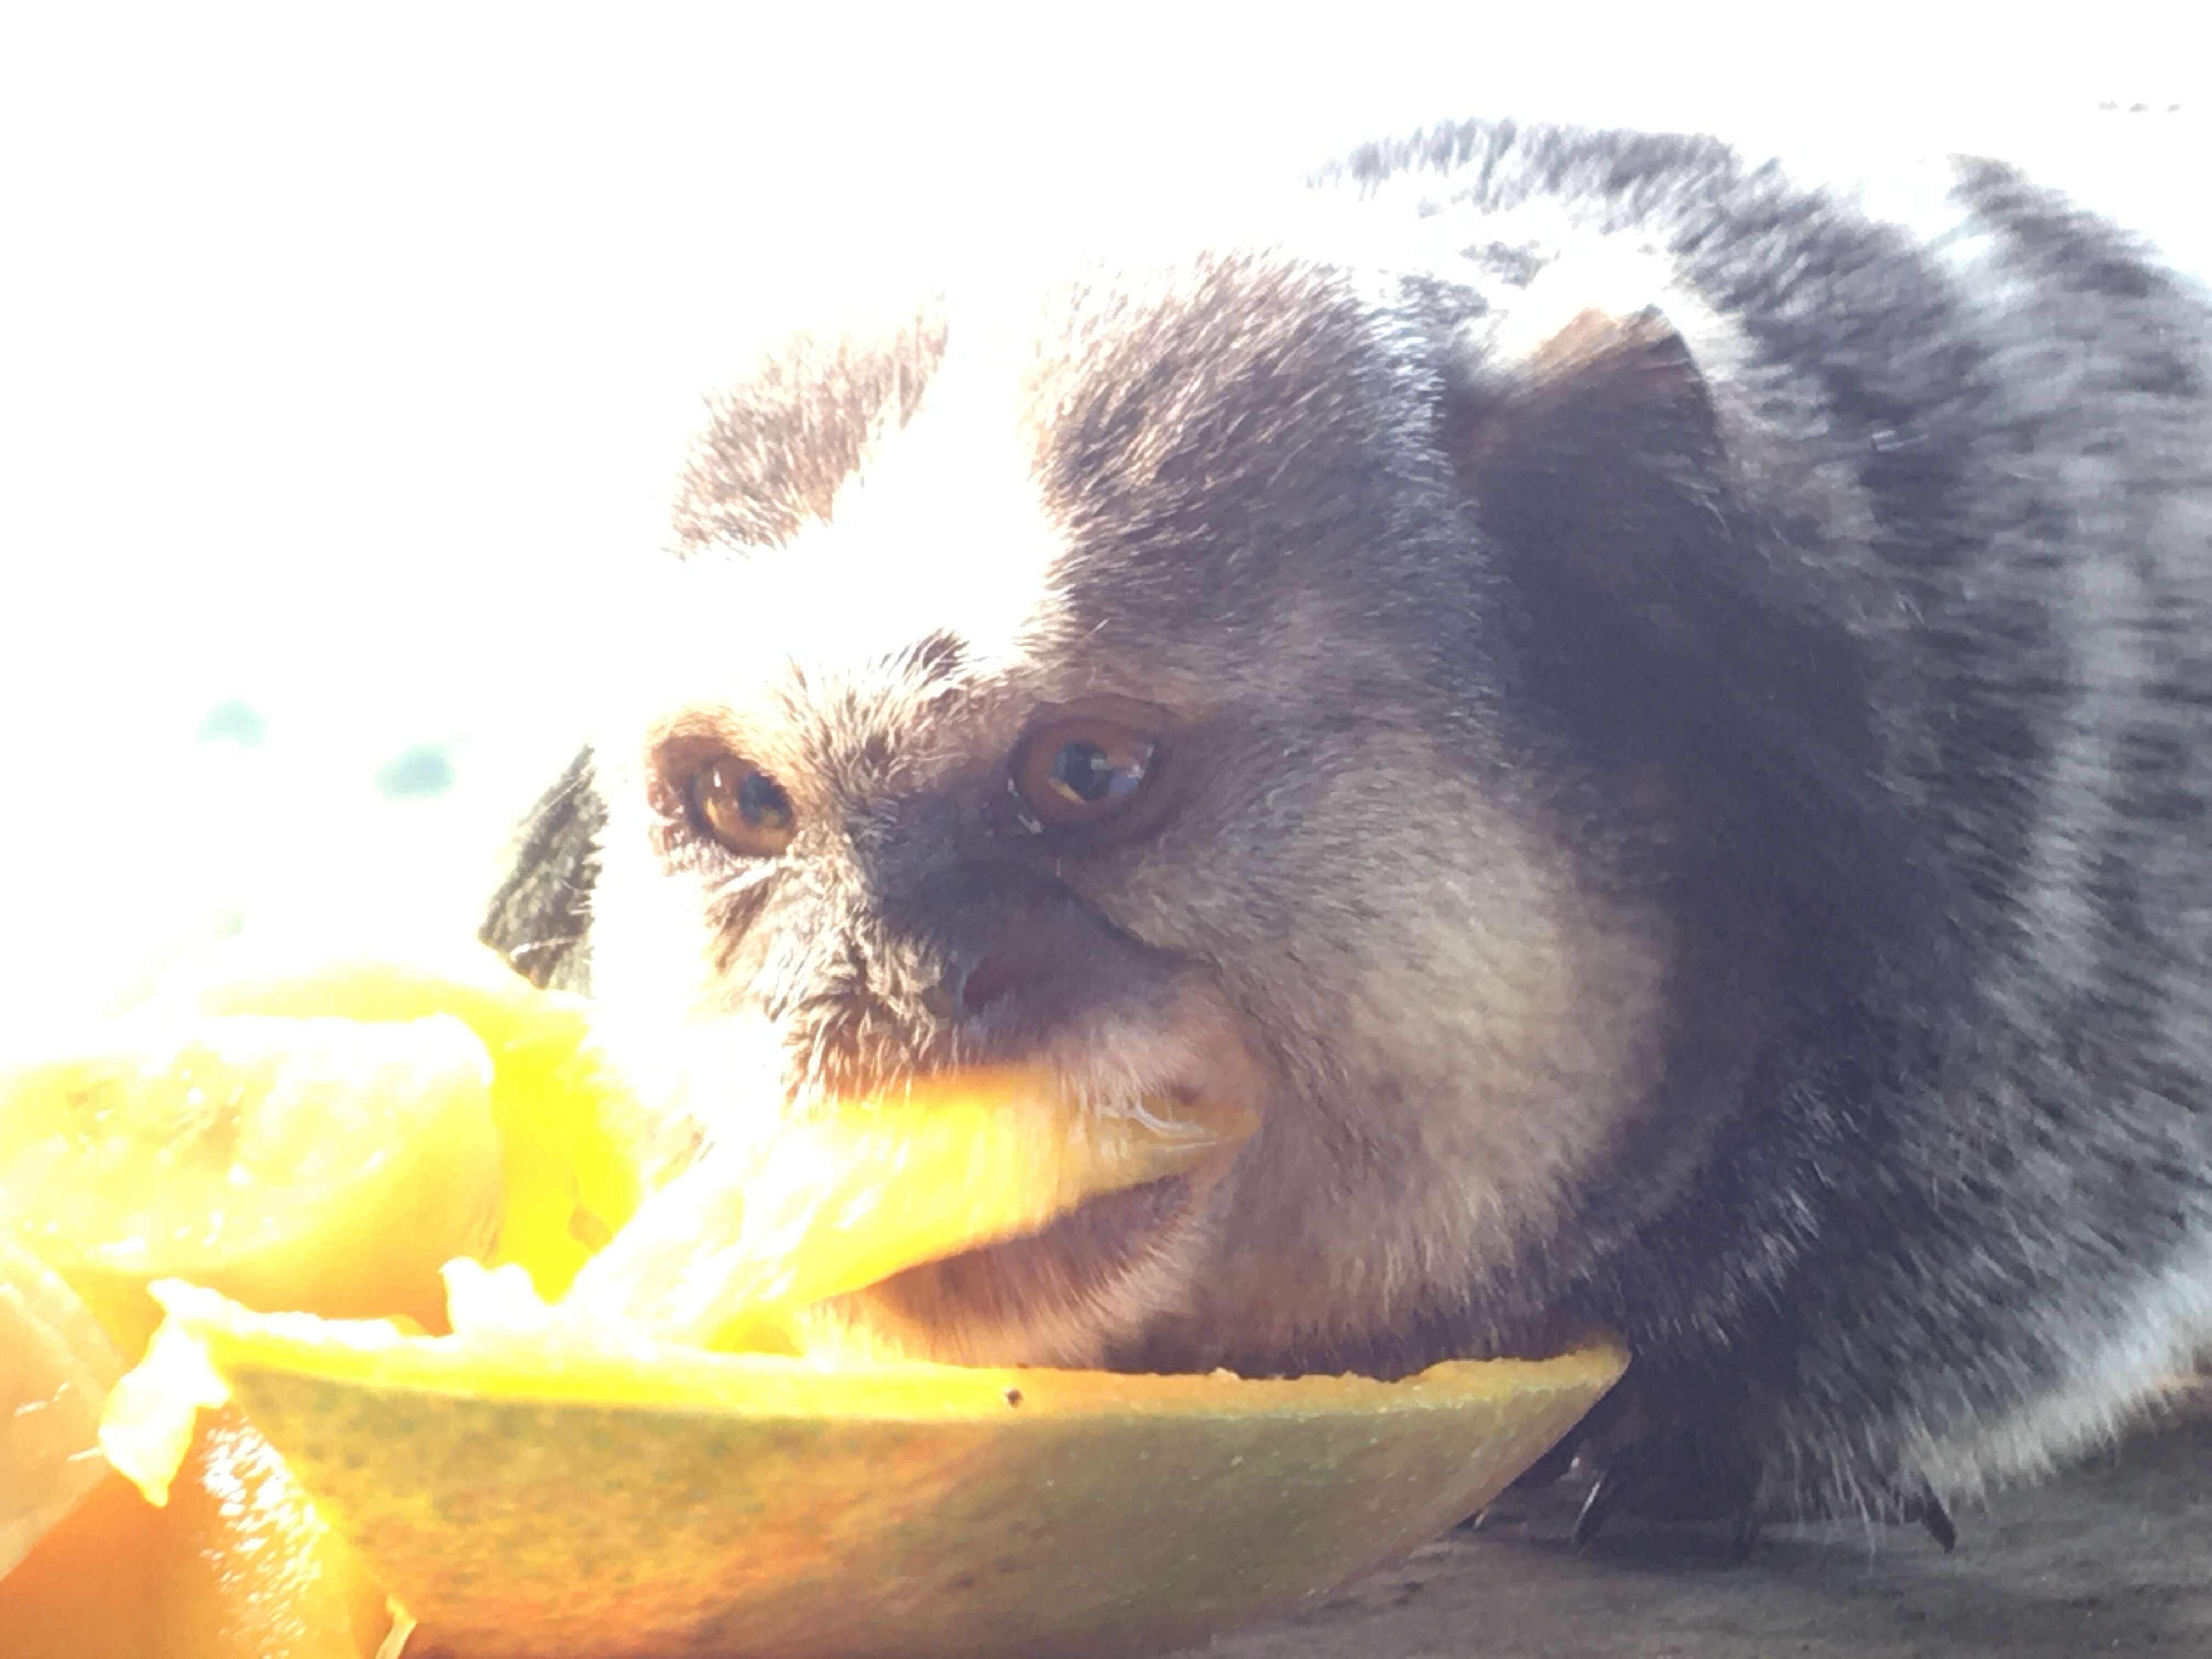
top-left (685, 755), bottom-right (797, 857)
top-left (1012, 718), bottom-right (1159, 830)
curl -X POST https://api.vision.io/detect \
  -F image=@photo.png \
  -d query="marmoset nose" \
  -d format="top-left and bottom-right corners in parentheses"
top-left (916, 954), bottom-right (1028, 1022)
top-left (955, 953), bottom-right (1028, 1015)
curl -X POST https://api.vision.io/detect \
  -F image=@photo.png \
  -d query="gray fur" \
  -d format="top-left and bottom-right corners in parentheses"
top-left (486, 120), bottom-right (2212, 1531)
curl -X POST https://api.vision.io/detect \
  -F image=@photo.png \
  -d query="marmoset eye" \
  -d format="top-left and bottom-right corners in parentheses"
top-left (686, 755), bottom-right (797, 856)
top-left (1011, 718), bottom-right (1158, 830)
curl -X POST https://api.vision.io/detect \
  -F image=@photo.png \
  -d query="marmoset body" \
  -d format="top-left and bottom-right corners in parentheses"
top-left (486, 120), bottom-right (2212, 1538)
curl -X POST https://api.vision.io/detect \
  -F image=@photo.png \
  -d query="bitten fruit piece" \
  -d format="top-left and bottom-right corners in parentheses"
top-left (0, 1014), bottom-right (503, 1348)
top-left (563, 1068), bottom-right (1256, 1347)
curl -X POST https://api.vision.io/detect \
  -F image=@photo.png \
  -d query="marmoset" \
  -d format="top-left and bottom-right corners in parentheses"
top-left (484, 119), bottom-right (2212, 1548)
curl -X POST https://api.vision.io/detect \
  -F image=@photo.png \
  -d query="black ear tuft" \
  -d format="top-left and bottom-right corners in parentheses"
top-left (481, 746), bottom-right (604, 992)
top-left (1451, 304), bottom-right (1726, 645)
top-left (1451, 302), bottom-right (1940, 934)
top-left (1477, 304), bottom-right (1716, 437)
top-left (1446, 296), bottom-right (1868, 747)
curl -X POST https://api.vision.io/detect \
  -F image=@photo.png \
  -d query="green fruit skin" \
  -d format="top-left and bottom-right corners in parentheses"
top-left (216, 1345), bottom-right (1623, 1659)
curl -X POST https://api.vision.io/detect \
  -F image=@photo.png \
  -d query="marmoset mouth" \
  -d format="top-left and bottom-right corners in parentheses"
top-left (845, 1170), bottom-right (1203, 1359)
top-left (803, 995), bottom-right (1272, 1365)
top-left (900, 1169), bottom-right (1198, 1304)
top-left (819, 1133), bottom-right (1240, 1369)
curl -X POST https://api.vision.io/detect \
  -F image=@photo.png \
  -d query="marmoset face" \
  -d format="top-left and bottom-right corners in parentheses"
top-left (585, 250), bottom-right (1675, 1375)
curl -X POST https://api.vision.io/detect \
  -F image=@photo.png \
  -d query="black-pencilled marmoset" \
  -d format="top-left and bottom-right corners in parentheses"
top-left (485, 120), bottom-right (2212, 1545)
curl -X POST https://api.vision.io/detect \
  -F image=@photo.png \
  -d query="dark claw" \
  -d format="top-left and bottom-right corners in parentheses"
top-left (1572, 1454), bottom-right (1632, 1548)
top-left (1728, 1498), bottom-right (1761, 1564)
top-left (1509, 1425), bottom-right (1585, 1493)
top-left (1906, 1488), bottom-right (1957, 1553)
top-left (1552, 1385), bottom-right (1764, 1555)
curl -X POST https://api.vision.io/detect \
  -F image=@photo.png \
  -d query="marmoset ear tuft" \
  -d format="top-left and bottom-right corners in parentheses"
top-left (481, 745), bottom-right (604, 992)
top-left (1446, 295), bottom-right (1744, 687)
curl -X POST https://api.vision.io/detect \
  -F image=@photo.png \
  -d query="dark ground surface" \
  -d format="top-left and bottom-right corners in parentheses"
top-left (1206, 1415), bottom-right (2212, 1657)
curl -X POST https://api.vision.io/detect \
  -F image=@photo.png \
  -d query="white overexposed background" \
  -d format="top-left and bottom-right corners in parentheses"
top-left (2, 4), bottom-right (2204, 1021)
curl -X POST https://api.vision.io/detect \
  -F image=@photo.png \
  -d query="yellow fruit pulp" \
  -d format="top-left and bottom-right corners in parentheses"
top-left (566, 1066), bottom-right (1255, 1347)
top-left (171, 942), bottom-right (649, 1300)
top-left (0, 1014), bottom-right (503, 1350)
top-left (0, 1238), bottom-right (123, 1577)
top-left (172, 1280), bottom-right (1626, 1659)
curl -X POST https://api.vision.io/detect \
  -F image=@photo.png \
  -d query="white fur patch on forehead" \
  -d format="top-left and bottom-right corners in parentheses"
top-left (612, 231), bottom-right (1386, 743)
top-left (1298, 165), bottom-right (1592, 281)
top-left (786, 305), bottom-right (1076, 679)
top-left (1283, 171), bottom-right (1761, 419)
top-left (1458, 236), bottom-right (1753, 400)
top-left (631, 307), bottom-right (1078, 730)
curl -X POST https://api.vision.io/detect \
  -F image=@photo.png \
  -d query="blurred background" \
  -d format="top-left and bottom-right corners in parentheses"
top-left (2, 4), bottom-right (2204, 1020)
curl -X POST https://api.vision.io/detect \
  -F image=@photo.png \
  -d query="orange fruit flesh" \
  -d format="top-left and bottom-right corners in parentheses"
top-left (168, 941), bottom-right (650, 1300)
top-left (0, 992), bottom-right (466, 1658)
top-left (0, 1407), bottom-right (394, 1659)
top-left (2, 945), bottom-right (1623, 1659)
top-left (0, 1238), bottom-right (123, 1577)
top-left (0, 1462), bottom-right (166, 1659)
top-left (0, 1014), bottom-right (503, 1351)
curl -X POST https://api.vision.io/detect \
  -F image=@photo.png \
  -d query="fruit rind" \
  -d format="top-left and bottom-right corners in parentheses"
top-left (179, 1278), bottom-right (1622, 1659)
top-left (163, 1275), bottom-right (1624, 1418)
